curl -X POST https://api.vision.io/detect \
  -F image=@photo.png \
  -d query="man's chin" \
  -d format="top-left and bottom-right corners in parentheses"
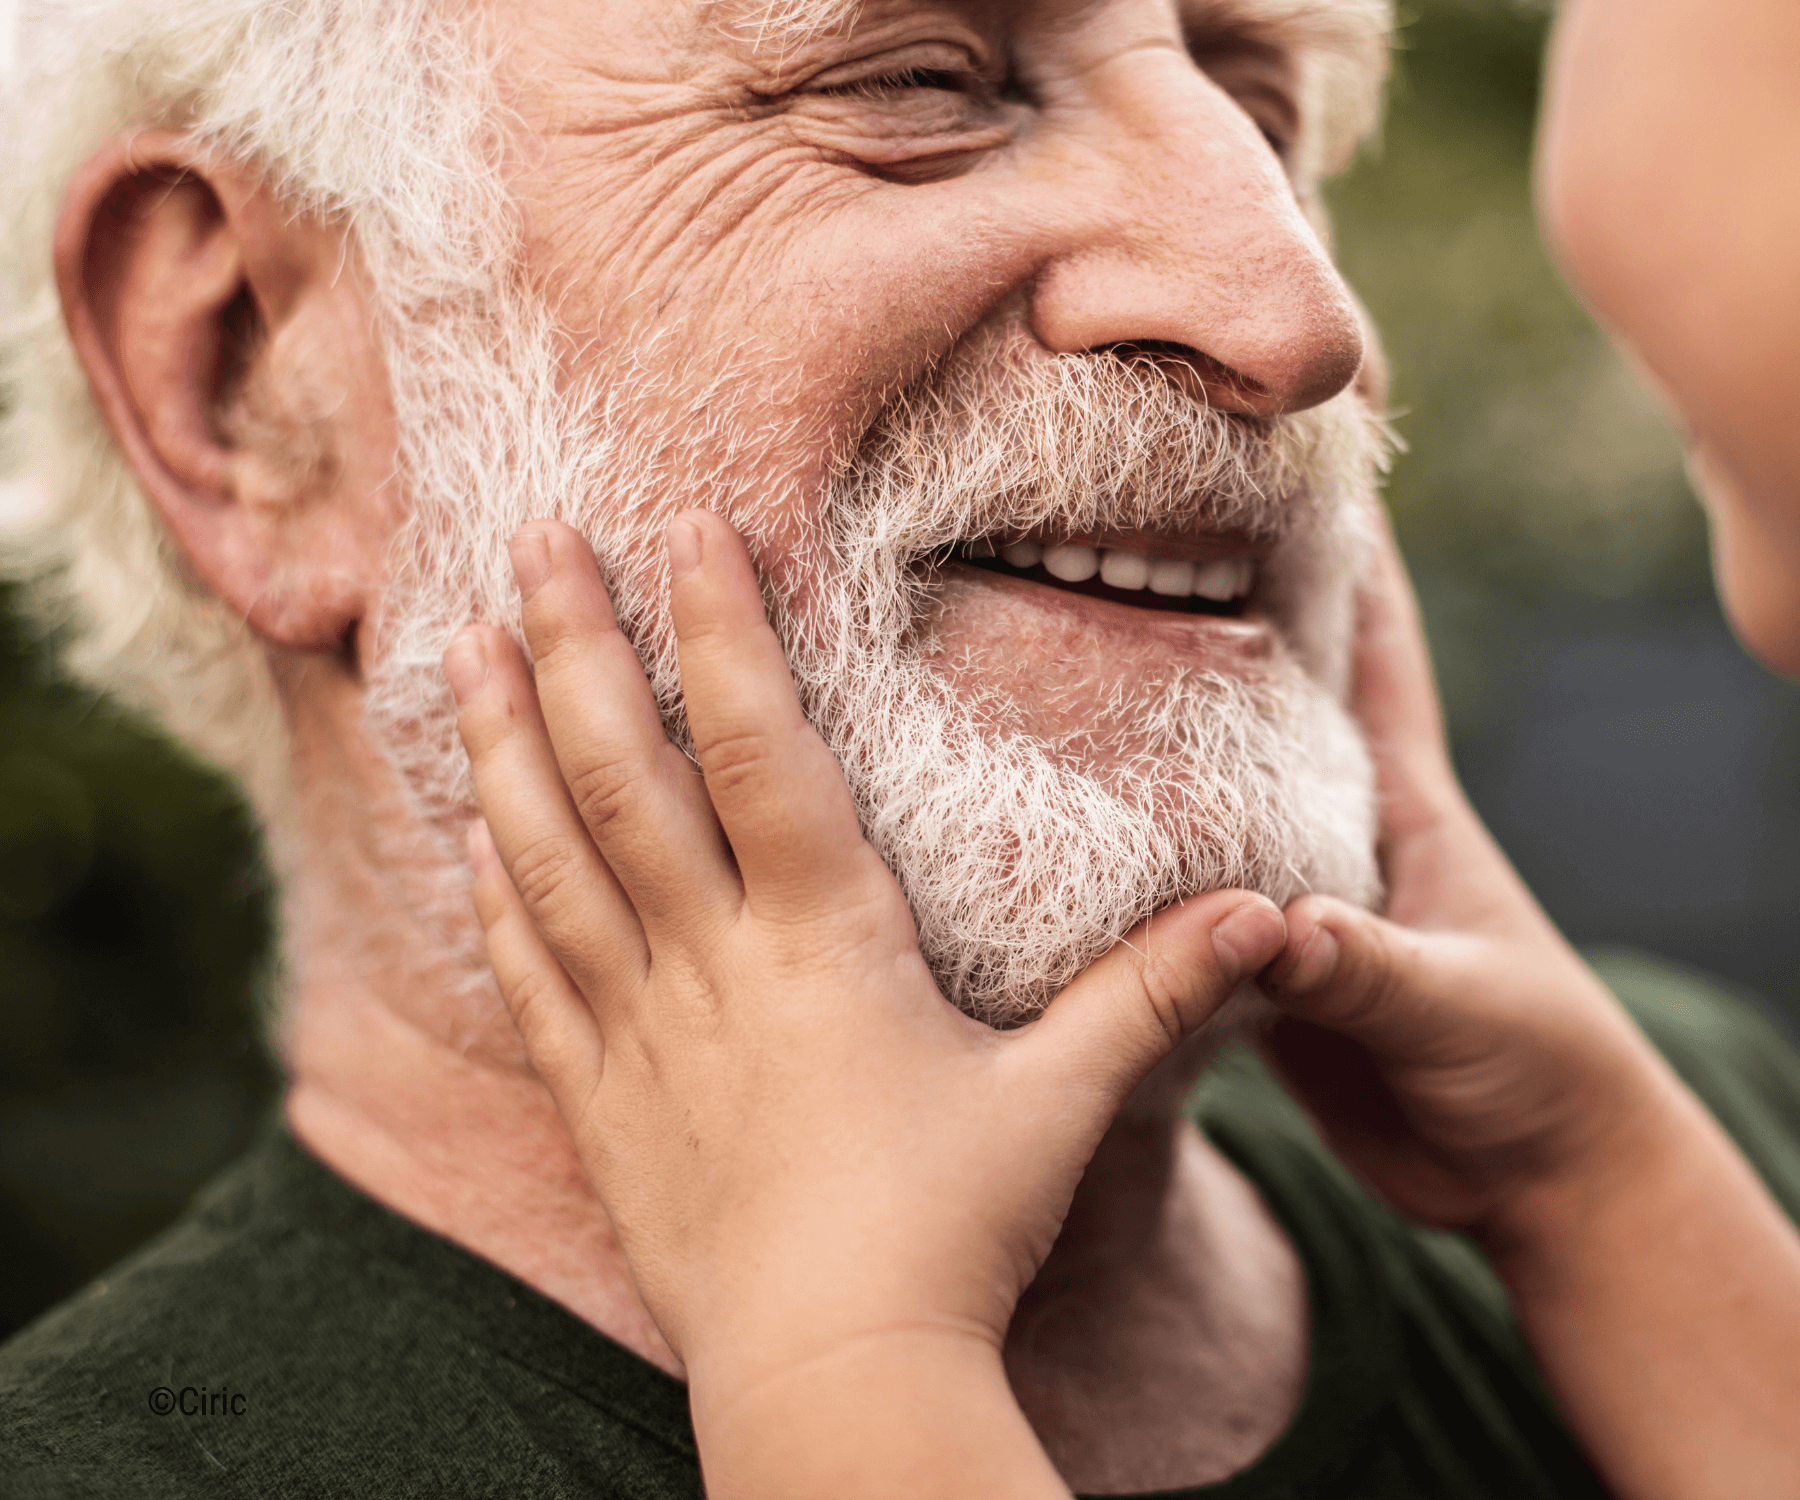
top-left (822, 607), bottom-right (1380, 1028)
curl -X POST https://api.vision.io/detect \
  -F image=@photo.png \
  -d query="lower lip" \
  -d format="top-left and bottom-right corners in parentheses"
top-left (939, 561), bottom-right (1274, 665)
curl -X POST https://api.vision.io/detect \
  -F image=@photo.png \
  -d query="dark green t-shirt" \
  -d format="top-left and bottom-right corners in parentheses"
top-left (4, 951), bottom-right (1798, 1499)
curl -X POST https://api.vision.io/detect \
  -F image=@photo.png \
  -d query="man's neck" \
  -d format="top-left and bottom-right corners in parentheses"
top-left (274, 653), bottom-right (686, 1374)
top-left (285, 978), bottom-right (683, 1375)
top-left (1005, 1113), bottom-right (1308, 1492)
top-left (287, 963), bottom-right (1307, 1492)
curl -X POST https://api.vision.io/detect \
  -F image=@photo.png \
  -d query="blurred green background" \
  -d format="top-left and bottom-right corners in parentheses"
top-left (1326, 0), bottom-right (1800, 1029)
top-left (3, 0), bottom-right (1797, 1339)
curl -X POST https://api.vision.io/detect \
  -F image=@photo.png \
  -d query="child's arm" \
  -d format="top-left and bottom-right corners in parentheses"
top-left (1260, 514), bottom-right (1800, 1500)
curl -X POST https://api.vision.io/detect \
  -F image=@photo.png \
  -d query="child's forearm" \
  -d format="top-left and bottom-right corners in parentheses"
top-left (690, 1328), bottom-right (1070, 1500)
top-left (1482, 1076), bottom-right (1800, 1500)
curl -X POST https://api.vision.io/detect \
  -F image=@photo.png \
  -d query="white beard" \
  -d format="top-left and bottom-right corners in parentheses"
top-left (799, 649), bottom-right (1380, 1026)
top-left (365, 303), bottom-right (1385, 1027)
top-left (781, 343), bottom-right (1384, 1023)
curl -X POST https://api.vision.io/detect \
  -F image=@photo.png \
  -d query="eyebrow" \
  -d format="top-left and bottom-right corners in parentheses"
top-left (1190, 0), bottom-right (1393, 176)
top-left (723, 0), bottom-right (1387, 64)
top-left (718, 0), bottom-right (864, 50)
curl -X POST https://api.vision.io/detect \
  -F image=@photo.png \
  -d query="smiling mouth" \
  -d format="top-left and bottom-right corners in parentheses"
top-left (947, 538), bottom-right (1255, 618)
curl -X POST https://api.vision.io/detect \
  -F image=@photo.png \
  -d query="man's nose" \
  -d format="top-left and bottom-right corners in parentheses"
top-left (1029, 52), bottom-right (1364, 417)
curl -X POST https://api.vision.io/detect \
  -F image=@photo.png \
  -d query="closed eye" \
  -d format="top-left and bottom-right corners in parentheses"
top-left (816, 66), bottom-right (966, 98)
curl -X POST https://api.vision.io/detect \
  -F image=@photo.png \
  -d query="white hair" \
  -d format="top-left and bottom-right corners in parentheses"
top-left (0, 0), bottom-right (511, 818)
top-left (355, 283), bottom-right (1390, 1023)
top-left (0, 0), bottom-right (1390, 829)
top-left (1277, 0), bottom-right (1395, 181)
top-left (794, 345), bottom-right (1389, 1018)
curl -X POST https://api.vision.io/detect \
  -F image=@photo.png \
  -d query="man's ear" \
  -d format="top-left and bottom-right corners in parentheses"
top-left (54, 130), bottom-right (398, 654)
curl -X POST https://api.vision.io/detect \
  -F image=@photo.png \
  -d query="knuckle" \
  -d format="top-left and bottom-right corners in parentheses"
top-left (565, 756), bottom-right (650, 839)
top-left (501, 964), bottom-right (565, 1044)
top-left (506, 832), bottom-right (586, 921)
top-left (1344, 922), bottom-right (1413, 1025)
top-left (1363, 927), bottom-right (1409, 1008)
top-left (455, 683), bottom-right (517, 765)
top-left (759, 884), bottom-right (898, 957)
top-left (680, 610), bottom-right (737, 652)
top-left (695, 725), bottom-right (780, 800)
top-left (524, 597), bottom-right (627, 690)
top-left (1132, 954), bottom-right (1197, 1050)
top-left (525, 608), bottom-right (586, 671)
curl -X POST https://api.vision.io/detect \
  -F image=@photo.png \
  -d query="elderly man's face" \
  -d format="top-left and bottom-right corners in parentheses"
top-left (371, 0), bottom-right (1385, 1021)
top-left (505, 0), bottom-right (1357, 425)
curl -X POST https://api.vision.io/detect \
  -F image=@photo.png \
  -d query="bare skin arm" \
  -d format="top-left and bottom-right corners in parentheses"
top-left (455, 506), bottom-right (1800, 1498)
top-left (1264, 11), bottom-right (1800, 1480)
top-left (446, 513), bottom-right (1286, 1500)
top-left (1261, 512), bottom-right (1800, 1500)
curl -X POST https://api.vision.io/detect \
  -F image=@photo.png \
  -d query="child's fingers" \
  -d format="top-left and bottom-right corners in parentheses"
top-left (1261, 893), bottom-right (1468, 1062)
top-left (511, 521), bottom-right (741, 942)
top-left (666, 511), bottom-right (894, 919)
top-left (1021, 892), bottom-right (1287, 1111)
top-left (469, 820), bottom-right (606, 1116)
top-left (449, 624), bottom-right (649, 994)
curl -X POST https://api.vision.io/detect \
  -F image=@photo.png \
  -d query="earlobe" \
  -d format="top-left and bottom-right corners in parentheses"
top-left (54, 131), bottom-right (392, 655)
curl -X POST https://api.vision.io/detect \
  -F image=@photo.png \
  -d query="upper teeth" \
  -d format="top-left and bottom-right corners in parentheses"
top-left (1000, 541), bottom-right (1253, 602)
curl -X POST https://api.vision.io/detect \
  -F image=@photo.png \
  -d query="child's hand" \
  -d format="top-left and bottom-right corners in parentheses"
top-left (1261, 511), bottom-right (1800, 1500)
top-left (444, 513), bottom-right (1283, 1495)
top-left (1260, 511), bottom-right (1679, 1243)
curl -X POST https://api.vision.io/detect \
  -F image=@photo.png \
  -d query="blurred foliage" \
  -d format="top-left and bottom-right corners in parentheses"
top-left (0, 588), bottom-right (278, 1337)
top-left (0, 0), bottom-right (1764, 1338)
top-left (1329, 0), bottom-right (1710, 738)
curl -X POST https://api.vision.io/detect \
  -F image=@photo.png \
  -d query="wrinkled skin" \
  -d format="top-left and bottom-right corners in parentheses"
top-left (497, 0), bottom-right (1364, 748)
top-left (54, 0), bottom-right (1381, 1491)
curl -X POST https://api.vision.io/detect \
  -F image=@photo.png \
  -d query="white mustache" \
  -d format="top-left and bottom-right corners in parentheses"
top-left (823, 341), bottom-right (1342, 566)
top-left (360, 282), bottom-right (1384, 1026)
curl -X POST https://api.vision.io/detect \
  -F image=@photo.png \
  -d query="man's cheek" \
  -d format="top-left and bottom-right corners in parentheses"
top-left (522, 126), bottom-right (848, 344)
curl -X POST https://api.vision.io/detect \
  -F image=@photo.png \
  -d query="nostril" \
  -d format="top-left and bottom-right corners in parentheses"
top-left (1106, 338), bottom-right (1201, 361)
top-left (1098, 340), bottom-right (1272, 412)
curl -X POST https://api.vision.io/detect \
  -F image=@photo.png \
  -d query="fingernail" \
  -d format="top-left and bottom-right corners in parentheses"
top-left (1212, 901), bottom-right (1285, 978)
top-left (444, 631), bottom-right (489, 705)
top-left (1282, 925), bottom-right (1341, 994)
top-left (668, 517), bottom-right (702, 577)
top-left (511, 529), bottom-right (552, 597)
top-left (465, 818), bottom-right (496, 869)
